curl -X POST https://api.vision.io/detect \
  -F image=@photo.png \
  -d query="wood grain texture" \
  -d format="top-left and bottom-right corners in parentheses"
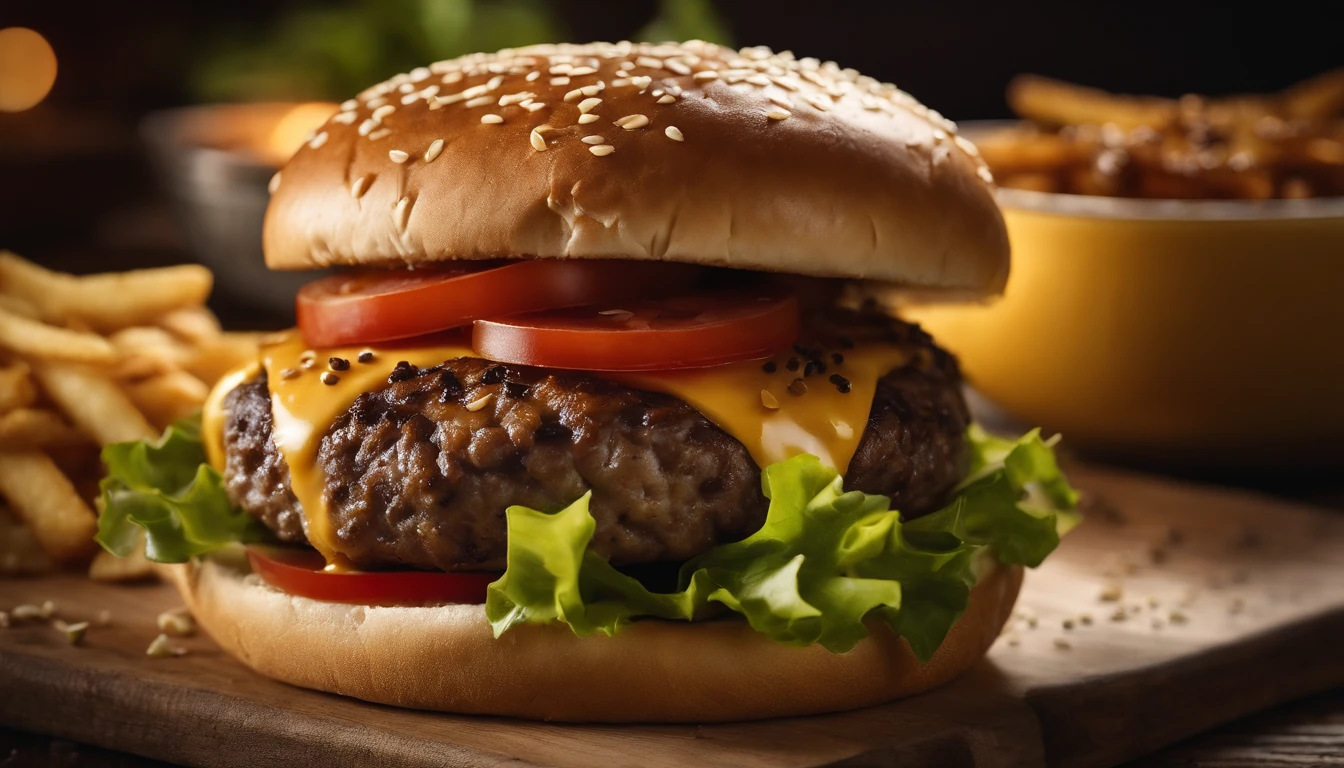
top-left (1, 462), bottom-right (1342, 768)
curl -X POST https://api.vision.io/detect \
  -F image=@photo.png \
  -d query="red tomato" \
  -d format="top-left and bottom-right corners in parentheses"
top-left (472, 289), bottom-right (800, 371)
top-left (246, 546), bottom-right (493, 606)
top-left (296, 260), bottom-right (701, 347)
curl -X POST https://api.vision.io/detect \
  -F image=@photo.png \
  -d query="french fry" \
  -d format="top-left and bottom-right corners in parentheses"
top-left (0, 293), bottom-right (38, 320)
top-left (0, 449), bottom-right (98, 563)
top-left (157, 306), bottom-right (223, 344)
top-left (1007, 75), bottom-right (1179, 131)
top-left (0, 305), bottom-right (118, 365)
top-left (0, 252), bottom-right (212, 332)
top-left (125, 370), bottom-right (210, 430)
top-left (0, 363), bottom-right (37, 413)
top-left (89, 545), bottom-right (155, 583)
top-left (32, 361), bottom-right (156, 445)
top-left (185, 332), bottom-right (262, 386)
top-left (109, 326), bottom-right (195, 380)
top-left (1281, 66), bottom-right (1344, 120)
top-left (972, 128), bottom-right (1092, 175)
top-left (0, 408), bottom-right (90, 449)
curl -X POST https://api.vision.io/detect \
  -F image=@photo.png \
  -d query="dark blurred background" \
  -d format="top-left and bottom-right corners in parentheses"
top-left (0, 0), bottom-right (1339, 325)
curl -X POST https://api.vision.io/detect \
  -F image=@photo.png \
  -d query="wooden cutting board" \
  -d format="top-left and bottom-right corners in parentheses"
top-left (3, 462), bottom-right (1343, 768)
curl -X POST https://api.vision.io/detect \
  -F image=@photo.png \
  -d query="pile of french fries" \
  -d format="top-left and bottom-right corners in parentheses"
top-left (977, 68), bottom-right (1344, 199)
top-left (0, 251), bottom-right (258, 580)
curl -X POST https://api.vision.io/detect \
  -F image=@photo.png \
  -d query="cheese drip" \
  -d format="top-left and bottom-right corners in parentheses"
top-left (204, 331), bottom-right (908, 569)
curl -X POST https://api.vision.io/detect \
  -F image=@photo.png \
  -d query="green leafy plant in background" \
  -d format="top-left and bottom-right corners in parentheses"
top-left (192, 0), bottom-right (732, 103)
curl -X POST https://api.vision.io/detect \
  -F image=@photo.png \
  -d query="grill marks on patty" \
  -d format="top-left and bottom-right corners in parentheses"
top-left (220, 312), bottom-right (971, 572)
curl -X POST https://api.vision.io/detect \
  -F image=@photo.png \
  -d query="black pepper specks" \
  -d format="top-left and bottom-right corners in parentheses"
top-left (786, 357), bottom-right (800, 372)
top-left (329, 357), bottom-right (350, 371)
top-left (831, 352), bottom-right (845, 365)
top-left (761, 361), bottom-right (777, 373)
top-left (320, 371), bottom-right (340, 386)
top-left (481, 365), bottom-right (506, 384)
top-left (535, 421), bottom-right (572, 441)
top-left (357, 350), bottom-right (375, 364)
top-left (829, 373), bottom-right (852, 393)
top-left (787, 378), bottom-right (808, 396)
top-left (503, 380), bottom-right (531, 399)
top-left (388, 361), bottom-right (419, 383)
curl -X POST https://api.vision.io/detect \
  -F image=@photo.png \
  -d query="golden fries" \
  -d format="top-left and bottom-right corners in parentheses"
top-left (0, 409), bottom-right (90, 449)
top-left (0, 450), bottom-right (98, 564)
top-left (0, 252), bottom-right (213, 332)
top-left (0, 305), bottom-right (118, 364)
top-left (986, 68), bottom-right (1344, 199)
top-left (0, 251), bottom-right (257, 576)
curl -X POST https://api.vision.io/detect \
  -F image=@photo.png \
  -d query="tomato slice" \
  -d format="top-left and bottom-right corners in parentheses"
top-left (246, 546), bottom-right (493, 606)
top-left (296, 260), bottom-right (701, 347)
top-left (472, 289), bottom-right (800, 371)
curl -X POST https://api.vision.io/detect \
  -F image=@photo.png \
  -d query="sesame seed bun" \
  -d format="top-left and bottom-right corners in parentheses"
top-left (163, 552), bottom-right (1021, 722)
top-left (264, 41), bottom-right (1009, 296)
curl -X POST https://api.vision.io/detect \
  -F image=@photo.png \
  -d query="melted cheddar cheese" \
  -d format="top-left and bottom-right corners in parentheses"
top-left (203, 331), bottom-right (909, 569)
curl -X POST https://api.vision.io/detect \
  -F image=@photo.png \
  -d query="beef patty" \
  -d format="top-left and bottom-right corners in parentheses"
top-left (220, 310), bottom-right (970, 572)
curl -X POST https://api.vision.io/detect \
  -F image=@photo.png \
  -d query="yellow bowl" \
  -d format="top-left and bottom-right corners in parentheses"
top-left (901, 188), bottom-right (1344, 471)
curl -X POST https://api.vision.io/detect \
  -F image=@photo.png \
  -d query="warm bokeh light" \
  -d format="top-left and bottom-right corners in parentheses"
top-left (0, 27), bottom-right (57, 112)
top-left (262, 102), bottom-right (339, 164)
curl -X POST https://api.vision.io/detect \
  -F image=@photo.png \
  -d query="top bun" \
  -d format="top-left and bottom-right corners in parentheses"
top-left (264, 41), bottom-right (1009, 295)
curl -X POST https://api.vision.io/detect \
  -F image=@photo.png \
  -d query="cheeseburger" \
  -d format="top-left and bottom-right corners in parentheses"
top-left (98, 41), bottom-right (1077, 722)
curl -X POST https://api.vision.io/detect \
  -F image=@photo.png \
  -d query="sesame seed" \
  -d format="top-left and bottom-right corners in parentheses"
top-left (616, 69), bottom-right (631, 78)
top-left (395, 195), bottom-right (412, 228)
top-left (760, 390), bottom-right (780, 409)
top-left (389, 149), bottom-right (410, 164)
top-left (578, 97), bottom-right (602, 114)
top-left (368, 128), bottom-right (392, 141)
top-left (766, 108), bottom-right (791, 120)
top-left (550, 76), bottom-right (571, 86)
top-left (424, 139), bottom-right (445, 162)
top-left (693, 70), bottom-right (719, 81)
top-left (480, 114), bottom-right (504, 124)
top-left (442, 71), bottom-right (463, 84)
top-left (465, 393), bottom-right (494, 412)
top-left (341, 99), bottom-right (358, 111)
top-left (611, 78), bottom-right (631, 88)
top-left (358, 119), bottom-right (377, 136)
top-left (530, 127), bottom-right (551, 151)
top-left (400, 93), bottom-right (420, 106)
top-left (657, 94), bottom-right (676, 104)
top-left (636, 56), bottom-right (663, 69)
top-left (465, 95), bottom-right (495, 108)
top-left (351, 175), bottom-right (371, 198)
top-left (568, 66), bottom-right (598, 77)
top-left (371, 104), bottom-right (396, 121)
top-left (331, 111), bottom-right (357, 125)
top-left (564, 87), bottom-right (584, 102)
top-left (410, 66), bottom-right (431, 82)
top-left (499, 92), bottom-right (535, 106)
top-left (367, 97), bottom-right (388, 109)
top-left (321, 372), bottom-right (340, 386)
top-left (581, 135), bottom-right (606, 145)
top-left (665, 125), bottom-right (684, 141)
top-left (486, 75), bottom-right (505, 90)
top-left (615, 114), bottom-right (650, 130)
top-left (268, 172), bottom-right (282, 194)
top-left (280, 367), bottom-right (300, 380)
top-left (577, 114), bottom-right (600, 124)
top-left (10, 604), bottom-right (41, 621)
top-left (631, 75), bottom-right (653, 90)
top-left (308, 131), bottom-right (329, 149)
top-left (550, 63), bottom-right (572, 74)
top-left (588, 144), bottom-right (615, 156)
top-left (666, 59), bottom-right (691, 76)
top-left (526, 71), bottom-right (540, 82)
top-left (525, 102), bottom-right (547, 112)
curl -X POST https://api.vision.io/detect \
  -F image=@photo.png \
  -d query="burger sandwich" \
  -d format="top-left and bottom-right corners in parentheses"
top-left (97, 41), bottom-right (1077, 722)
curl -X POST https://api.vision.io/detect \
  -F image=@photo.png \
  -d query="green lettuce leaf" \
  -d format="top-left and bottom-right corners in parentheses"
top-left (96, 417), bottom-right (268, 563)
top-left (486, 426), bottom-right (1078, 659)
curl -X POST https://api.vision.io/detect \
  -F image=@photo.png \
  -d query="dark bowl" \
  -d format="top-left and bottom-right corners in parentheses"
top-left (140, 103), bottom-right (334, 328)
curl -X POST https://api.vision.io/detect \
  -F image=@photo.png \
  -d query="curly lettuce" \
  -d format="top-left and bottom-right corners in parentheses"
top-left (98, 418), bottom-right (1076, 660)
top-left (96, 418), bottom-right (268, 562)
top-left (486, 426), bottom-right (1078, 659)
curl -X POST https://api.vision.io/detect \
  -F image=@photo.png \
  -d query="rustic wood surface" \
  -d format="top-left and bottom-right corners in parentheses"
top-left (1, 462), bottom-right (1342, 768)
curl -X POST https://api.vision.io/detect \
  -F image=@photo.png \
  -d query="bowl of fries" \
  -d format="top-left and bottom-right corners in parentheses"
top-left (900, 71), bottom-right (1344, 471)
top-left (0, 251), bottom-right (257, 578)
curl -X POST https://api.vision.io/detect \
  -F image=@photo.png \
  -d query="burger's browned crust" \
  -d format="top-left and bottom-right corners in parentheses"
top-left (166, 553), bottom-right (1020, 722)
top-left (264, 41), bottom-right (1008, 295)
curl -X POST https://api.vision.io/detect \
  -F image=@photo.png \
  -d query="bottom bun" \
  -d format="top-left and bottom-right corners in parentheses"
top-left (165, 553), bottom-right (1021, 722)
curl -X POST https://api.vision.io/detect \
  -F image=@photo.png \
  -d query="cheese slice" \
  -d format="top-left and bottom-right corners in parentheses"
top-left (204, 331), bottom-right (909, 569)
